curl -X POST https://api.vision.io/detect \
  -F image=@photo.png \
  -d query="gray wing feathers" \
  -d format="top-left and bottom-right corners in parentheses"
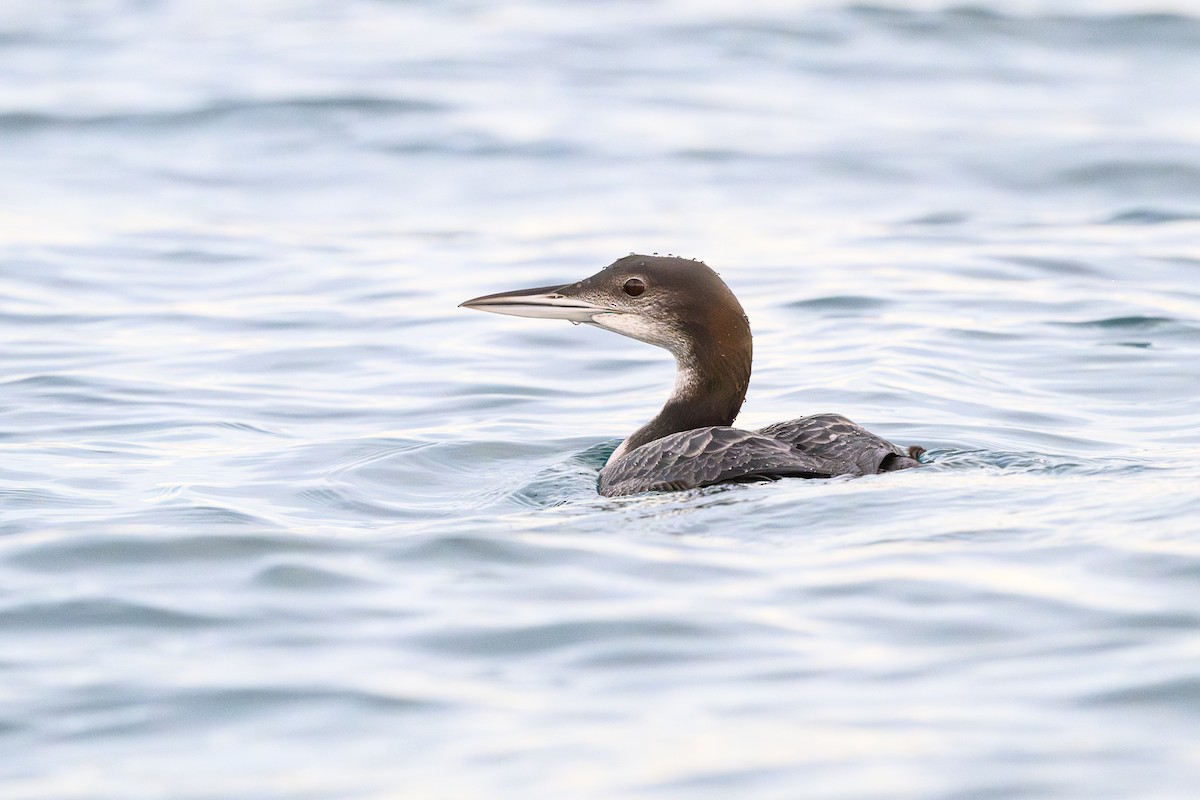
top-left (756, 413), bottom-right (909, 475)
top-left (598, 427), bottom-right (834, 497)
top-left (598, 414), bottom-right (921, 497)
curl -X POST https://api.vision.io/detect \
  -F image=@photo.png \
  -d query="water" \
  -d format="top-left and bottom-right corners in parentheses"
top-left (3, 1), bottom-right (1200, 797)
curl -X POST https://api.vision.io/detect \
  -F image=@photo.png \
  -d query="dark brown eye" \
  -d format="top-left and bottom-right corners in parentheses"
top-left (623, 277), bottom-right (645, 297)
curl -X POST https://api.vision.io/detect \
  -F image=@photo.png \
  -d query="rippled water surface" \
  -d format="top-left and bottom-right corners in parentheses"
top-left (3, 1), bottom-right (1200, 797)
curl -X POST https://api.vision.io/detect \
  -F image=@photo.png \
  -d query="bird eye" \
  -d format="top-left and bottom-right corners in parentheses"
top-left (623, 277), bottom-right (645, 297)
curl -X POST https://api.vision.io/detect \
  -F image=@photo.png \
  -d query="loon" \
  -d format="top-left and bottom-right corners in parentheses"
top-left (461, 254), bottom-right (923, 497)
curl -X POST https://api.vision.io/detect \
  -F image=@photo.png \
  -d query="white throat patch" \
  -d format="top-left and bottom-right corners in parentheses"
top-left (590, 312), bottom-right (683, 354)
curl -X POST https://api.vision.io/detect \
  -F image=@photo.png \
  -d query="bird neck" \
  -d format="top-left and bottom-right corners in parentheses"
top-left (606, 335), bottom-right (752, 465)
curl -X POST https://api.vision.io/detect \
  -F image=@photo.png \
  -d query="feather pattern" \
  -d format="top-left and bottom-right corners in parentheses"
top-left (598, 414), bottom-right (921, 497)
top-left (756, 413), bottom-right (914, 476)
top-left (599, 426), bottom-right (835, 496)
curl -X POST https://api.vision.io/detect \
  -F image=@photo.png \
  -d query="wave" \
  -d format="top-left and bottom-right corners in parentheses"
top-left (0, 96), bottom-right (447, 132)
top-left (845, 5), bottom-right (1200, 49)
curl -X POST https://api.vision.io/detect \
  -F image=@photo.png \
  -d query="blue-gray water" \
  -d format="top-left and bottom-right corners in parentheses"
top-left (3, 1), bottom-right (1200, 797)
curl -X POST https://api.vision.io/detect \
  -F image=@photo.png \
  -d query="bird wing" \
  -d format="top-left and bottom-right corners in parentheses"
top-left (598, 426), bottom-right (836, 497)
top-left (756, 413), bottom-right (916, 475)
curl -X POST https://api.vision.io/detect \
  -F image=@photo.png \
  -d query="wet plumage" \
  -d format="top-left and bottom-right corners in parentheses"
top-left (462, 255), bottom-right (923, 497)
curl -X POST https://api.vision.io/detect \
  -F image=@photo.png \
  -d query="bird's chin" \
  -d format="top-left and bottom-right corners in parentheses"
top-left (589, 312), bottom-right (680, 351)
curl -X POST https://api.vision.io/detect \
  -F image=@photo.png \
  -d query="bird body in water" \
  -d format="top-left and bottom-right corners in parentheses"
top-left (461, 255), bottom-right (923, 497)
